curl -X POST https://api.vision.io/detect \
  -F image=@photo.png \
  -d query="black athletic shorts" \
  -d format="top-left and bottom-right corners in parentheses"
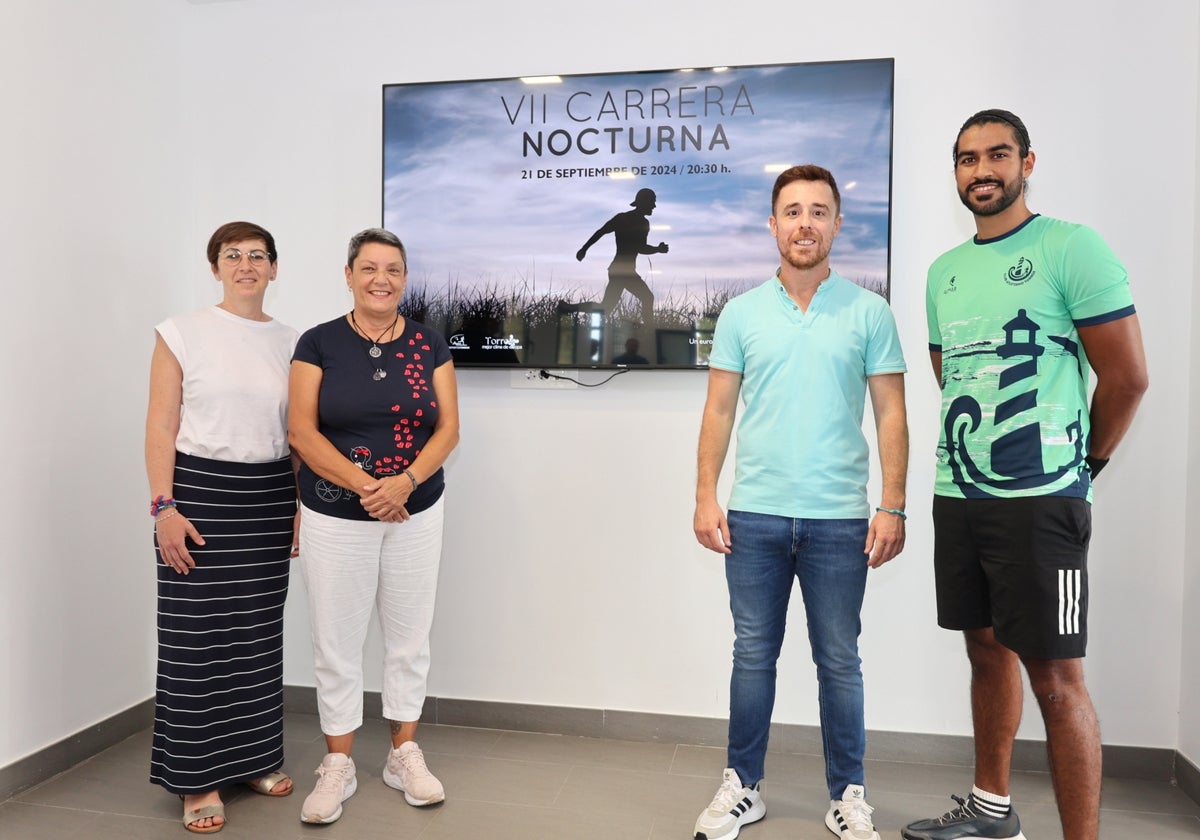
top-left (932, 494), bottom-right (1092, 659)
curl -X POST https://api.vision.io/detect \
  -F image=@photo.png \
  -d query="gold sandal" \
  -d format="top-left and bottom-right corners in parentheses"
top-left (181, 798), bottom-right (225, 834)
top-left (243, 770), bottom-right (293, 796)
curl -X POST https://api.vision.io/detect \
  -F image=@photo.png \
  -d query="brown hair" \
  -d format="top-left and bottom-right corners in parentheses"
top-left (771, 165), bottom-right (841, 215)
top-left (206, 221), bottom-right (278, 266)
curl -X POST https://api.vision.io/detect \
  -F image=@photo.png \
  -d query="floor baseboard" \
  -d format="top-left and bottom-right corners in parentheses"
top-left (0, 698), bottom-right (155, 801)
top-left (284, 687), bottom-right (1181, 784)
top-left (4, 689), bottom-right (1187, 804)
top-left (1177, 751), bottom-right (1200, 806)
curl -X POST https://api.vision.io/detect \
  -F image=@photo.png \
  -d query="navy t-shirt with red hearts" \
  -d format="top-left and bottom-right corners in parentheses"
top-left (293, 315), bottom-right (452, 520)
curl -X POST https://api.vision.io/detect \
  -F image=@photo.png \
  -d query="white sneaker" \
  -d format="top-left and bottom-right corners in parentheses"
top-left (693, 768), bottom-right (765, 840)
top-left (300, 753), bottom-right (357, 824)
top-left (825, 783), bottom-right (880, 840)
top-left (383, 741), bottom-right (445, 806)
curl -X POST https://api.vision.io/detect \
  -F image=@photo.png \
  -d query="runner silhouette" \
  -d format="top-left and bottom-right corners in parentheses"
top-left (560, 187), bottom-right (668, 323)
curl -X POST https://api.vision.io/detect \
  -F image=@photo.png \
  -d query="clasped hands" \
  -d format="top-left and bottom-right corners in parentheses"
top-left (359, 475), bottom-right (413, 522)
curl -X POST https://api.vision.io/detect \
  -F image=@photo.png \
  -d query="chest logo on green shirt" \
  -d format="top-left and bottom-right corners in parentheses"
top-left (1004, 256), bottom-right (1036, 286)
top-left (943, 308), bottom-right (1086, 498)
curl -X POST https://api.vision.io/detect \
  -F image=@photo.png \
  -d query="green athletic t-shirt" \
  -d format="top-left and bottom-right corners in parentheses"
top-left (926, 215), bottom-right (1135, 501)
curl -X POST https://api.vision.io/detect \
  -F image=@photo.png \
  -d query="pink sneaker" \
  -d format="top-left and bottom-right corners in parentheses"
top-left (383, 741), bottom-right (444, 806)
top-left (300, 753), bottom-right (357, 824)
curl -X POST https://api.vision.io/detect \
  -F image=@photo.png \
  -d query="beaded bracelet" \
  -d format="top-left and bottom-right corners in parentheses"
top-left (150, 495), bottom-right (177, 517)
top-left (402, 468), bottom-right (418, 491)
top-left (154, 510), bottom-right (179, 525)
top-left (875, 506), bottom-right (907, 520)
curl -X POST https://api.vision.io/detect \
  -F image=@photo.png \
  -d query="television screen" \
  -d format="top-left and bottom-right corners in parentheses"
top-left (382, 58), bottom-right (894, 369)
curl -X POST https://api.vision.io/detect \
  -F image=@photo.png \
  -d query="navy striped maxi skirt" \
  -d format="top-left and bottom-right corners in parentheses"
top-left (149, 452), bottom-right (295, 794)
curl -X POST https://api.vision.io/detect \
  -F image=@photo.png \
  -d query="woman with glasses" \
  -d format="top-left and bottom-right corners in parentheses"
top-left (146, 221), bottom-right (299, 833)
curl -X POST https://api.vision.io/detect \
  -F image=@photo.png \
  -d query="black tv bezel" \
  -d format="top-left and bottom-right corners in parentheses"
top-left (381, 58), bottom-right (895, 371)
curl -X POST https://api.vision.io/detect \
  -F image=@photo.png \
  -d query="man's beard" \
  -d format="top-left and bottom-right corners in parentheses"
top-left (959, 175), bottom-right (1024, 217)
top-left (780, 240), bottom-right (831, 270)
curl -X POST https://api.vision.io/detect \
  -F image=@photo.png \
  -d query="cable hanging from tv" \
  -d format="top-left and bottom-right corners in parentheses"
top-left (538, 368), bottom-right (631, 388)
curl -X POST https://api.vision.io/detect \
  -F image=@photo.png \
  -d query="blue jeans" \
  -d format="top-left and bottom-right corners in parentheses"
top-left (725, 510), bottom-right (869, 799)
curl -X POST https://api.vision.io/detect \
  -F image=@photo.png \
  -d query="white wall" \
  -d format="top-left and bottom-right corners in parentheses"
top-left (1181, 7), bottom-right (1200, 771)
top-left (0, 0), bottom-right (193, 768)
top-left (1, 0), bottom-right (1196, 771)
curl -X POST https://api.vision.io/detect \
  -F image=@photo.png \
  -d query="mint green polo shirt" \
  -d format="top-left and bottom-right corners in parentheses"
top-left (710, 272), bottom-right (906, 519)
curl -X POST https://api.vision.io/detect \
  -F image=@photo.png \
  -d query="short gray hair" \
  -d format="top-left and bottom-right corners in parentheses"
top-left (347, 228), bottom-right (407, 269)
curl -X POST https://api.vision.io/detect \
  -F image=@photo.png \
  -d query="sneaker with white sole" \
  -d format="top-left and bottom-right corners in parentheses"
top-left (383, 741), bottom-right (445, 806)
top-left (299, 753), bottom-right (357, 824)
top-left (825, 784), bottom-right (881, 840)
top-left (901, 793), bottom-right (1026, 839)
top-left (693, 768), bottom-right (766, 840)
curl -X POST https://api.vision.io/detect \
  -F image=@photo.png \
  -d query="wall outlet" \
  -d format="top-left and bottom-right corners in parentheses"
top-left (509, 369), bottom-right (579, 390)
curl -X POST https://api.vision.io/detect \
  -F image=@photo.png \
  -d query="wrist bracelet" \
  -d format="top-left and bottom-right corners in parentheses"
top-left (403, 468), bottom-right (418, 491)
top-left (150, 495), bottom-right (177, 516)
top-left (875, 506), bottom-right (907, 520)
top-left (155, 510), bottom-right (178, 524)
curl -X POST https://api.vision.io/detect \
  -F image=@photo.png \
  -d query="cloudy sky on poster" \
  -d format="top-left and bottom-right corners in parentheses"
top-left (383, 60), bottom-right (892, 305)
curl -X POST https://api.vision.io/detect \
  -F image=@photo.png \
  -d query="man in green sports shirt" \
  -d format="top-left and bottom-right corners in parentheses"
top-left (902, 110), bottom-right (1149, 840)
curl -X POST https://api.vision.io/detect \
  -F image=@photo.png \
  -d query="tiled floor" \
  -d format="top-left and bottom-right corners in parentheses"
top-left (1, 712), bottom-right (1197, 839)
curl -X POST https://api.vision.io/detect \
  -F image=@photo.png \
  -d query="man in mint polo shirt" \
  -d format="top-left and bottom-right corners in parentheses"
top-left (692, 164), bottom-right (908, 840)
top-left (902, 110), bottom-right (1148, 840)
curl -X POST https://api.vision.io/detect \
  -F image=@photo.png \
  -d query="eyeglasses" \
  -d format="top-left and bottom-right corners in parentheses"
top-left (220, 248), bottom-right (271, 265)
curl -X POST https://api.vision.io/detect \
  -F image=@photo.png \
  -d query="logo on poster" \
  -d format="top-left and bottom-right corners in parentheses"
top-left (484, 335), bottom-right (523, 350)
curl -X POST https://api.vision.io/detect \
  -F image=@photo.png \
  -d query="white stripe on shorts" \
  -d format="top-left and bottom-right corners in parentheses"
top-left (1058, 568), bottom-right (1081, 635)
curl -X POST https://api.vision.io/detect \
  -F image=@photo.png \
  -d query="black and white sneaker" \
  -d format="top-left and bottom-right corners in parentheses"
top-left (693, 768), bottom-right (765, 840)
top-left (902, 793), bottom-right (1026, 839)
top-left (825, 784), bottom-right (880, 839)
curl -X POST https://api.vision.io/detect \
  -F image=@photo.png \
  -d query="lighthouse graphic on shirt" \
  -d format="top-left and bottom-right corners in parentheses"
top-left (941, 307), bottom-right (1086, 499)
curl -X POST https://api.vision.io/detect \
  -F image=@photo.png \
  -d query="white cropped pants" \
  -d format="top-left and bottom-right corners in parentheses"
top-left (299, 499), bottom-right (444, 735)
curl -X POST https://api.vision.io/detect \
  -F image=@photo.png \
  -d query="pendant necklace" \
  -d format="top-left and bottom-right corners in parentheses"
top-left (350, 310), bottom-right (399, 380)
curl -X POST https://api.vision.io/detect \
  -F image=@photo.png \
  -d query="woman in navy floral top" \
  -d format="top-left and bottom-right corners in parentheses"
top-left (288, 228), bottom-right (460, 825)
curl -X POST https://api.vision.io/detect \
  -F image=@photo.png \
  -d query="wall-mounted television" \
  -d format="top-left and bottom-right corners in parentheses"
top-left (382, 58), bottom-right (894, 369)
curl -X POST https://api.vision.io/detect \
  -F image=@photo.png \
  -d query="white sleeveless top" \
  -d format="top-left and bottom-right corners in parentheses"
top-left (156, 306), bottom-right (299, 462)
